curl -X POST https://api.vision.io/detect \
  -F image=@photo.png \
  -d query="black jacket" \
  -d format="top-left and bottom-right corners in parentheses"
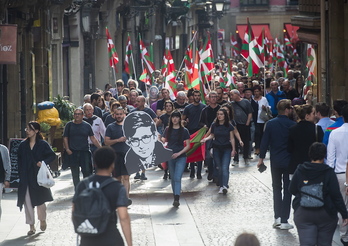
top-left (17, 139), bottom-right (56, 210)
top-left (288, 121), bottom-right (324, 174)
top-left (289, 162), bottom-right (348, 219)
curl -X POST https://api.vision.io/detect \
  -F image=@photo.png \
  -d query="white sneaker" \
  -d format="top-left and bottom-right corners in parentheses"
top-left (273, 217), bottom-right (281, 228)
top-left (222, 186), bottom-right (228, 194)
top-left (218, 187), bottom-right (224, 194)
top-left (277, 223), bottom-right (294, 230)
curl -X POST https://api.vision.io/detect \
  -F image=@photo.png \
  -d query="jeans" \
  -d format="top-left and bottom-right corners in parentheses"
top-left (205, 139), bottom-right (217, 178)
top-left (271, 166), bottom-right (291, 223)
top-left (69, 150), bottom-right (92, 188)
top-left (213, 147), bottom-right (231, 188)
top-left (168, 156), bottom-right (187, 195)
top-left (294, 206), bottom-right (337, 246)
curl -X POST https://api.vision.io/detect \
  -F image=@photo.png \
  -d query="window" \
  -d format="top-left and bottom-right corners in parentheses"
top-left (240, 0), bottom-right (269, 6)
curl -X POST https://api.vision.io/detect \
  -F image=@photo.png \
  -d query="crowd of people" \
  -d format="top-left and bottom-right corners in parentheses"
top-left (2, 60), bottom-right (348, 245)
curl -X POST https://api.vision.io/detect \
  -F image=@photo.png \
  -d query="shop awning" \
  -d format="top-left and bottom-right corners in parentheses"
top-left (236, 24), bottom-right (272, 40)
top-left (284, 23), bottom-right (299, 42)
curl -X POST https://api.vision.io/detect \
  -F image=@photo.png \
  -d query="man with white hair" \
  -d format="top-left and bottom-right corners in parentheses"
top-left (174, 91), bottom-right (188, 114)
top-left (230, 89), bottom-right (253, 165)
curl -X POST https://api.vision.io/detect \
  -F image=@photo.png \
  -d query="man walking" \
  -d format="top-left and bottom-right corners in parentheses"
top-left (230, 89), bottom-right (253, 165)
top-left (105, 107), bottom-right (132, 206)
top-left (83, 103), bottom-right (106, 154)
top-left (327, 104), bottom-right (348, 245)
top-left (63, 108), bottom-right (102, 188)
top-left (266, 81), bottom-right (286, 117)
top-left (257, 99), bottom-right (296, 230)
top-left (0, 143), bottom-right (11, 221)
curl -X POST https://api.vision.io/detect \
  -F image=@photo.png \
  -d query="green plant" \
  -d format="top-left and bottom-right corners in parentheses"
top-left (40, 122), bottom-right (51, 133)
top-left (53, 95), bottom-right (76, 123)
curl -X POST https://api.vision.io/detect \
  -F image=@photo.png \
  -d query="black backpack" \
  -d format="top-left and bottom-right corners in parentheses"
top-left (72, 177), bottom-right (117, 236)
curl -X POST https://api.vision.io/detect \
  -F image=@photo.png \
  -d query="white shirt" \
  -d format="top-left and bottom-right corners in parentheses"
top-left (326, 123), bottom-right (348, 173)
top-left (87, 116), bottom-right (106, 145)
top-left (253, 96), bottom-right (270, 123)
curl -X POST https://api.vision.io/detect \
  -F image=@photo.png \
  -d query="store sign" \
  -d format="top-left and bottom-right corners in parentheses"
top-left (0, 25), bottom-right (17, 64)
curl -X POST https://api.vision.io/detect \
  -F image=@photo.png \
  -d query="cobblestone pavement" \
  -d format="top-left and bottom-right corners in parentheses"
top-left (0, 154), bottom-right (342, 245)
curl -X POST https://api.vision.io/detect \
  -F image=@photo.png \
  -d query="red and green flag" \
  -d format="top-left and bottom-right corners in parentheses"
top-left (230, 34), bottom-right (240, 58)
top-left (163, 48), bottom-right (177, 99)
top-left (241, 18), bottom-right (263, 76)
top-left (139, 34), bottom-right (155, 74)
top-left (124, 33), bottom-right (133, 76)
top-left (184, 43), bottom-right (193, 89)
top-left (199, 33), bottom-right (214, 83)
top-left (304, 44), bottom-right (317, 96)
top-left (186, 127), bottom-right (207, 163)
top-left (106, 27), bottom-right (119, 72)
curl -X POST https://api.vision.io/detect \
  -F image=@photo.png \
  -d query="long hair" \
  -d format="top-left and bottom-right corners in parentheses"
top-left (215, 108), bottom-right (230, 127)
top-left (27, 121), bottom-right (44, 142)
top-left (166, 110), bottom-right (183, 143)
top-left (221, 103), bottom-right (235, 121)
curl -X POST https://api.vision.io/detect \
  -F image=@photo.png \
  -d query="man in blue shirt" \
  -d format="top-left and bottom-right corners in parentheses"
top-left (266, 81), bottom-right (286, 117)
top-left (257, 99), bottom-right (296, 230)
top-left (315, 102), bottom-right (334, 132)
top-left (323, 99), bottom-right (348, 145)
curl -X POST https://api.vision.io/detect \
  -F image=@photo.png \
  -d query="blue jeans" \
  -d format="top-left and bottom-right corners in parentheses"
top-left (213, 147), bottom-right (231, 188)
top-left (168, 156), bottom-right (187, 195)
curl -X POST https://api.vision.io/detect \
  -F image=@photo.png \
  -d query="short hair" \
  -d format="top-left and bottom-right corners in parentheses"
top-left (193, 90), bottom-right (201, 96)
top-left (130, 89), bottom-right (139, 97)
top-left (90, 93), bottom-right (101, 102)
top-left (230, 89), bottom-right (240, 96)
top-left (342, 104), bottom-right (348, 123)
top-left (234, 233), bottom-right (260, 246)
top-left (116, 79), bottom-right (124, 87)
top-left (209, 91), bottom-right (218, 97)
top-left (161, 88), bottom-right (170, 94)
top-left (315, 102), bottom-right (331, 117)
top-left (253, 85), bottom-right (262, 91)
top-left (104, 91), bottom-right (112, 97)
top-left (93, 146), bottom-right (116, 169)
top-left (333, 99), bottom-right (348, 116)
top-left (277, 99), bottom-right (292, 113)
top-left (177, 91), bottom-right (186, 98)
top-left (104, 83), bottom-right (112, 90)
top-left (127, 79), bottom-right (138, 89)
top-left (83, 94), bottom-right (91, 102)
top-left (83, 103), bottom-right (94, 111)
top-left (123, 111), bottom-right (156, 138)
top-left (118, 95), bottom-right (127, 101)
top-left (308, 142), bottom-right (327, 161)
top-left (110, 101), bottom-right (121, 110)
top-left (74, 108), bottom-right (84, 114)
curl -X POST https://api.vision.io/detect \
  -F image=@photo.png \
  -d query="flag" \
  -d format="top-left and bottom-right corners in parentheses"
top-left (139, 34), bottom-right (155, 74)
top-left (241, 18), bottom-right (263, 76)
top-left (230, 34), bottom-right (240, 57)
top-left (106, 27), bottom-right (119, 71)
top-left (284, 37), bottom-right (292, 47)
top-left (164, 48), bottom-right (177, 100)
top-left (199, 33), bottom-right (214, 83)
top-left (186, 127), bottom-right (207, 163)
top-left (139, 66), bottom-right (151, 85)
top-left (276, 39), bottom-right (288, 77)
top-left (184, 43), bottom-right (193, 88)
top-left (225, 59), bottom-right (236, 89)
top-left (303, 44), bottom-right (317, 96)
top-left (160, 53), bottom-right (168, 77)
top-left (256, 28), bottom-right (265, 64)
top-left (124, 33), bottom-right (133, 75)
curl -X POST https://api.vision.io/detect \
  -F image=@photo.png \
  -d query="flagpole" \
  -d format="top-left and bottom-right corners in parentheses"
top-left (175, 31), bottom-right (198, 80)
top-left (112, 66), bottom-right (118, 97)
top-left (131, 52), bottom-right (137, 79)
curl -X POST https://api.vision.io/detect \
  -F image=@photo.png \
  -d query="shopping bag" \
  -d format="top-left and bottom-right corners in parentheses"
top-left (37, 161), bottom-right (55, 188)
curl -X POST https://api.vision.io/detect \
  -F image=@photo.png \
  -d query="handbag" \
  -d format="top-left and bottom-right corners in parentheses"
top-left (300, 182), bottom-right (324, 208)
top-left (259, 107), bottom-right (273, 122)
top-left (37, 161), bottom-right (55, 188)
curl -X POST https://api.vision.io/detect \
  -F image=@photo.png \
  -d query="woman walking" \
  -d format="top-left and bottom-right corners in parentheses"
top-left (288, 105), bottom-right (324, 175)
top-left (157, 101), bottom-right (175, 180)
top-left (17, 121), bottom-right (56, 235)
top-left (201, 108), bottom-right (236, 194)
top-left (162, 110), bottom-right (190, 207)
top-left (289, 142), bottom-right (348, 246)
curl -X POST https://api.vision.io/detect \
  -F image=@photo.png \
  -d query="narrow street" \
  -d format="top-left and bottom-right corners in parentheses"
top-left (0, 154), bottom-right (342, 245)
